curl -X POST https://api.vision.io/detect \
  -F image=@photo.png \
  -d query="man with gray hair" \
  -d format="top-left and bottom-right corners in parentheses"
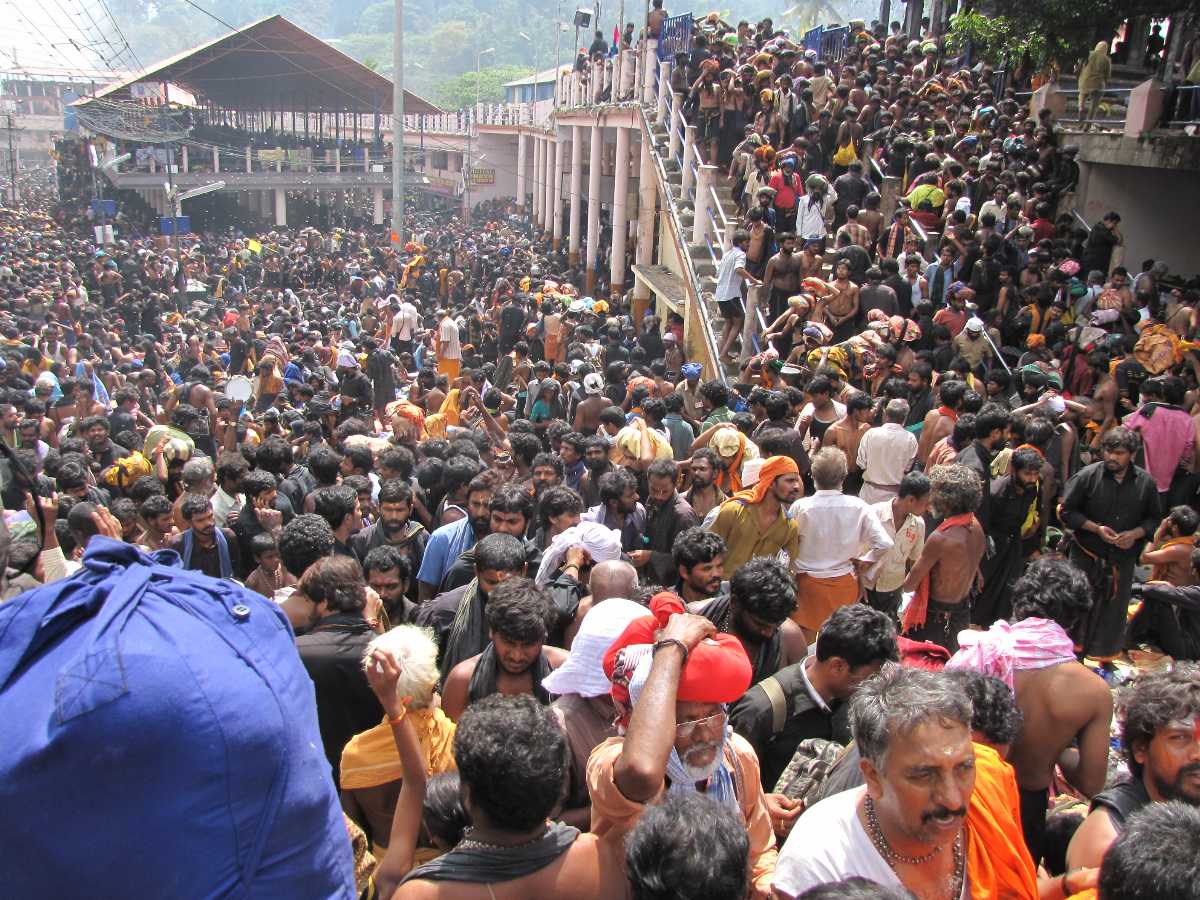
top-left (172, 455), bottom-right (215, 529)
top-left (856, 399), bottom-right (918, 505)
top-left (773, 667), bottom-right (1037, 898)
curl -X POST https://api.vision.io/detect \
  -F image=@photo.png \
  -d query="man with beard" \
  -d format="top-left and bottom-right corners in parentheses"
top-left (440, 484), bottom-right (542, 593)
top-left (230, 468), bottom-right (286, 579)
top-left (974, 449), bottom-right (1042, 627)
top-left (709, 456), bottom-right (803, 574)
top-left (582, 467), bottom-right (646, 554)
top-left (695, 557), bottom-right (807, 686)
top-left (361, 545), bottom-right (416, 627)
top-left (350, 479), bottom-right (427, 588)
top-left (1060, 426), bottom-right (1162, 661)
top-left (311, 485), bottom-right (365, 562)
top-left (416, 471), bottom-right (498, 601)
top-left (684, 448), bottom-right (726, 521)
top-left (673, 527), bottom-right (726, 604)
top-left (170, 494), bottom-right (240, 580)
top-left (441, 577), bottom-right (568, 722)
top-left (417, 532), bottom-right (527, 683)
top-left (762, 232), bottom-right (803, 324)
top-left (1067, 667), bottom-right (1200, 871)
top-left (577, 435), bottom-right (612, 507)
top-left (590, 594), bottom-right (778, 898)
top-left (530, 452), bottom-right (564, 502)
top-left (631, 458), bottom-right (697, 586)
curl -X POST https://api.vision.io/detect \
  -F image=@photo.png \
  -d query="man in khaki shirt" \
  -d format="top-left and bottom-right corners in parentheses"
top-left (862, 471), bottom-right (930, 624)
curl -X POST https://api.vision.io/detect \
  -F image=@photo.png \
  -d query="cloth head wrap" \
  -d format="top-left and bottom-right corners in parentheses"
top-left (729, 455), bottom-right (798, 506)
top-left (542, 598), bottom-right (647, 697)
top-left (534, 522), bottom-right (623, 587)
top-left (681, 363), bottom-right (702, 380)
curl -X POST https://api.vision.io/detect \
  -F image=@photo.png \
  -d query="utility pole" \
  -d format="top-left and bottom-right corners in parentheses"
top-left (4, 113), bottom-right (18, 207)
top-left (391, 0), bottom-right (405, 247)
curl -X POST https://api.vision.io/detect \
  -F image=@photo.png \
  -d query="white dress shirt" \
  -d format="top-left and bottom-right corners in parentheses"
top-left (789, 490), bottom-right (893, 579)
top-left (862, 499), bottom-right (925, 592)
top-left (856, 423), bottom-right (918, 500)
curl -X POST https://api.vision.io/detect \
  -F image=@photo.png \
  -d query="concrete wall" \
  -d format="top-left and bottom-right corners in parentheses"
top-left (1077, 161), bottom-right (1200, 276)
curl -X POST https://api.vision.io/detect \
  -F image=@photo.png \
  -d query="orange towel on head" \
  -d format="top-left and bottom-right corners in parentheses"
top-left (730, 455), bottom-right (799, 505)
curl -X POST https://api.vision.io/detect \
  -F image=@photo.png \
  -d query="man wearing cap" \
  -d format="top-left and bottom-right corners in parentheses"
top-left (953, 316), bottom-right (994, 372)
top-left (574, 372), bottom-right (609, 436)
top-left (708, 455), bottom-right (803, 574)
top-left (548, 597), bottom-right (647, 829)
top-left (588, 594), bottom-right (778, 897)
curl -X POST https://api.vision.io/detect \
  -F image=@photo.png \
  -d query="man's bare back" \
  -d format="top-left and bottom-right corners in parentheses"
top-left (1010, 663), bottom-right (1113, 794)
top-left (905, 518), bottom-right (984, 604)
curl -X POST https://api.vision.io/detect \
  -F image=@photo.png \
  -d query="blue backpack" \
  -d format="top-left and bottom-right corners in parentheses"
top-left (0, 538), bottom-right (355, 899)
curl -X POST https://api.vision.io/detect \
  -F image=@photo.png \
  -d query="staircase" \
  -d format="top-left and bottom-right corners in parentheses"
top-left (643, 112), bottom-right (744, 380)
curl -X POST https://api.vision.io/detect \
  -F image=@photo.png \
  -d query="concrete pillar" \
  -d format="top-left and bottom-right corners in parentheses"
top-left (516, 132), bottom-right (527, 213)
top-left (634, 133), bottom-right (657, 325)
top-left (275, 151), bottom-right (283, 174)
top-left (658, 62), bottom-right (672, 122)
top-left (261, 190), bottom-right (271, 217)
top-left (586, 123), bottom-right (602, 293)
top-left (334, 148), bottom-right (341, 173)
top-left (569, 125), bottom-right (583, 263)
top-left (373, 187), bottom-right (384, 225)
top-left (642, 39), bottom-right (658, 103)
top-left (621, 48), bottom-right (636, 99)
top-left (274, 188), bottom-right (287, 227)
top-left (609, 126), bottom-right (631, 296)
top-left (668, 93), bottom-right (684, 160)
top-left (533, 137), bottom-right (543, 225)
top-left (180, 145), bottom-right (189, 174)
top-left (593, 58), bottom-right (603, 104)
top-left (552, 136), bottom-right (564, 248)
top-left (692, 165), bottom-right (717, 247)
top-left (364, 147), bottom-right (370, 172)
top-left (680, 124), bottom-right (697, 197)
top-left (213, 146), bottom-right (220, 173)
top-left (543, 133), bottom-right (554, 235)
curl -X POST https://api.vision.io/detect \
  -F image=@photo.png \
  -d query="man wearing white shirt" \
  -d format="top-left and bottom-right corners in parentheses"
top-left (788, 448), bottom-right (893, 641)
top-left (437, 308), bottom-right (461, 382)
top-left (713, 230), bottom-right (760, 363)
top-left (857, 399), bottom-right (919, 504)
top-left (391, 294), bottom-right (420, 355)
top-left (862, 471), bottom-right (929, 625)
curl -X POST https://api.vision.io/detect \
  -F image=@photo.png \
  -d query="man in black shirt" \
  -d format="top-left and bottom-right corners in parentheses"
top-left (1060, 426), bottom-right (1162, 660)
top-left (729, 603), bottom-right (896, 792)
top-left (170, 494), bottom-right (241, 580)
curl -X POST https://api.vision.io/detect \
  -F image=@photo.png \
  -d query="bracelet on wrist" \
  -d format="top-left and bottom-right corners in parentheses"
top-left (652, 638), bottom-right (689, 665)
top-left (387, 708), bottom-right (408, 725)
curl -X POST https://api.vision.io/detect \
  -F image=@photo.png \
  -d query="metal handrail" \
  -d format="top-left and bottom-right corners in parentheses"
top-left (1070, 209), bottom-right (1092, 234)
top-left (638, 104), bottom-right (728, 385)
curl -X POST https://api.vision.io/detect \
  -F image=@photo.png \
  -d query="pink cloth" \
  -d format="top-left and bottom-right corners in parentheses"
top-left (1124, 406), bottom-right (1195, 493)
top-left (945, 618), bottom-right (1077, 690)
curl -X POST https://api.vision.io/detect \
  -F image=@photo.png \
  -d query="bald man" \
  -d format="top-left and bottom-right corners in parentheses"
top-left (562, 559), bottom-right (640, 647)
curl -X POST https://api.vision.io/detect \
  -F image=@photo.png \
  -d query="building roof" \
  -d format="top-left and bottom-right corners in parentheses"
top-left (78, 15), bottom-right (440, 115)
top-left (502, 66), bottom-right (569, 88)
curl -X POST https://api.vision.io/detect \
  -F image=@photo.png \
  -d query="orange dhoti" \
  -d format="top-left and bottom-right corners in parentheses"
top-left (437, 357), bottom-right (461, 382)
top-left (791, 572), bottom-right (860, 632)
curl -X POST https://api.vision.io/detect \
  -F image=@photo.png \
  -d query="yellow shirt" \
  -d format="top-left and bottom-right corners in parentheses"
top-left (709, 498), bottom-right (800, 573)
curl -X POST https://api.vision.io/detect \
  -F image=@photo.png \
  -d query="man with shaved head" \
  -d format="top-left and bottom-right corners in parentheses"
top-left (563, 559), bottom-right (640, 647)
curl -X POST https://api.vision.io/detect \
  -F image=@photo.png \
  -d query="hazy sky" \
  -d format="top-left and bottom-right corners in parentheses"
top-left (2, 0), bottom-right (139, 77)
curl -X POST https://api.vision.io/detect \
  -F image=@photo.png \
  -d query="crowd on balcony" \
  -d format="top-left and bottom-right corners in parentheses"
top-left (1, 4), bottom-right (1199, 900)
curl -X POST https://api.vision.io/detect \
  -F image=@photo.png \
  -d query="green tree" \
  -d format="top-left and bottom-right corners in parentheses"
top-left (433, 64), bottom-right (533, 109)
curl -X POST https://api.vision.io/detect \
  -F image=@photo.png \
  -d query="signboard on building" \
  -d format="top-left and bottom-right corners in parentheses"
top-left (159, 216), bottom-right (190, 235)
top-left (466, 167), bottom-right (495, 185)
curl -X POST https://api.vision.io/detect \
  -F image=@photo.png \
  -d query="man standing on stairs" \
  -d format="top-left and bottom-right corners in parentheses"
top-left (762, 232), bottom-right (802, 324)
top-left (715, 230), bottom-right (760, 364)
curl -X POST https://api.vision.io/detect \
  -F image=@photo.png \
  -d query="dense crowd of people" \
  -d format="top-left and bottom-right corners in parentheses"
top-left (2, 8), bottom-right (1200, 900)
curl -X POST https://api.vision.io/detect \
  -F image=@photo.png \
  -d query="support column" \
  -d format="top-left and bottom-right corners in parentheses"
top-left (213, 146), bottom-right (220, 173)
top-left (657, 62), bottom-right (672, 122)
top-left (680, 124), bottom-right (697, 197)
top-left (634, 133), bottom-right (657, 325)
top-left (668, 93), bottom-right (683, 160)
top-left (609, 126), bottom-right (631, 296)
top-left (274, 188), bottom-right (287, 227)
top-left (373, 188), bottom-right (384, 225)
top-left (620, 48), bottom-right (636, 99)
top-left (334, 148), bottom-right (341, 173)
top-left (692, 165), bottom-right (718, 246)
top-left (245, 146), bottom-right (251, 174)
top-left (180, 145), bottom-right (189, 174)
top-left (533, 137), bottom-right (543, 226)
top-left (642, 39), bottom-right (658, 103)
top-left (585, 123), bottom-right (602, 293)
top-left (568, 124), bottom-right (583, 263)
top-left (261, 190), bottom-right (271, 218)
top-left (552, 135), bottom-right (564, 248)
top-left (516, 132), bottom-right (528, 214)
top-left (542, 132), bottom-right (554, 235)
top-left (593, 58), bottom-right (603, 104)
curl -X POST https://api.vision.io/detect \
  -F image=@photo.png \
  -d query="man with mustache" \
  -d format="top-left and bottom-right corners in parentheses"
top-left (773, 667), bottom-right (1038, 899)
top-left (350, 479), bottom-right (427, 594)
top-left (631, 458), bottom-right (697, 587)
top-left (589, 593), bottom-right (779, 899)
top-left (1067, 667), bottom-right (1200, 873)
